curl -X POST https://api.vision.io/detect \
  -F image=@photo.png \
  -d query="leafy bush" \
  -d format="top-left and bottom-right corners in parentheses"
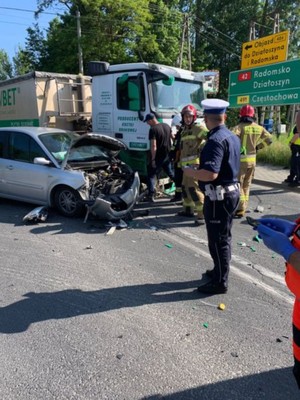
top-left (256, 134), bottom-right (291, 168)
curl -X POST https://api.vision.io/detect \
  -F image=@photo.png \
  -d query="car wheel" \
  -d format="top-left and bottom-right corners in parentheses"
top-left (54, 186), bottom-right (84, 217)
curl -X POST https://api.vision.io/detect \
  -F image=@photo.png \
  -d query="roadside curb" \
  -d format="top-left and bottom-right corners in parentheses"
top-left (253, 178), bottom-right (300, 192)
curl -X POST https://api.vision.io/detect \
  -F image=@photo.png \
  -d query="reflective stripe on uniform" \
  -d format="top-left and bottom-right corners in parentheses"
top-left (181, 154), bottom-right (199, 162)
top-left (181, 134), bottom-right (198, 141)
top-left (240, 155), bottom-right (256, 163)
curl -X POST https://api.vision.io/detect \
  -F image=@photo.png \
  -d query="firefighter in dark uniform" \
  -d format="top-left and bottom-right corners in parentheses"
top-left (169, 114), bottom-right (184, 203)
top-left (183, 99), bottom-right (240, 294)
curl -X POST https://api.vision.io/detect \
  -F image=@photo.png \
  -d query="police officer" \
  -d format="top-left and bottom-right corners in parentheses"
top-left (231, 105), bottom-right (272, 217)
top-left (183, 99), bottom-right (240, 294)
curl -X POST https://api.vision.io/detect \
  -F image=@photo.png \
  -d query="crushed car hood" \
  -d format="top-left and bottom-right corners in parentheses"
top-left (61, 133), bottom-right (127, 169)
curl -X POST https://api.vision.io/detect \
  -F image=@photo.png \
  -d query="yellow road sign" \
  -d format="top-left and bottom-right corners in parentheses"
top-left (241, 30), bottom-right (289, 70)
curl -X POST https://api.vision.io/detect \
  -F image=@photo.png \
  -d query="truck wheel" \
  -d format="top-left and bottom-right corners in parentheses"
top-left (54, 186), bottom-right (84, 217)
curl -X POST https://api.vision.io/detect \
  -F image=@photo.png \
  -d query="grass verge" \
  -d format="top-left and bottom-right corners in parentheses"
top-left (256, 134), bottom-right (291, 168)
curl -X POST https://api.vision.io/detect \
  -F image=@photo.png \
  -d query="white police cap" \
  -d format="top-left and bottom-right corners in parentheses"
top-left (201, 99), bottom-right (229, 114)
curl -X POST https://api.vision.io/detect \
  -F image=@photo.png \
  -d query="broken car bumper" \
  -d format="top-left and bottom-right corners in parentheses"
top-left (90, 172), bottom-right (140, 220)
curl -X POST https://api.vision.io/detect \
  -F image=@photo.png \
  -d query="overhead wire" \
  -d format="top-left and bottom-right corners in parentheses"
top-left (0, 4), bottom-right (241, 58)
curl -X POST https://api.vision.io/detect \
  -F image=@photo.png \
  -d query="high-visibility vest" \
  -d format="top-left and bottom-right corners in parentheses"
top-left (179, 124), bottom-right (208, 167)
top-left (288, 125), bottom-right (300, 146)
top-left (231, 122), bottom-right (272, 164)
top-left (285, 217), bottom-right (300, 388)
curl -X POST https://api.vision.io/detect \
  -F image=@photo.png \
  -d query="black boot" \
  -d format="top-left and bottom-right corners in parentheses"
top-left (170, 192), bottom-right (182, 203)
top-left (177, 206), bottom-right (194, 217)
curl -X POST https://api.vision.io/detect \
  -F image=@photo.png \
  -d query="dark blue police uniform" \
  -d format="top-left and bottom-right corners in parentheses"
top-left (199, 124), bottom-right (240, 290)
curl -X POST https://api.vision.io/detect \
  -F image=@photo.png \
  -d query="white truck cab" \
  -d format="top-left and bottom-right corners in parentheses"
top-left (88, 61), bottom-right (206, 176)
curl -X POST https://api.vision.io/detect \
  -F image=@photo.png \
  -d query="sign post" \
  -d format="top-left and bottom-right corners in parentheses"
top-left (241, 30), bottom-right (289, 69)
top-left (228, 58), bottom-right (300, 108)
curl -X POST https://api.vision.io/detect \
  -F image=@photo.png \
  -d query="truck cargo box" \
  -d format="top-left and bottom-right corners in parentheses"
top-left (0, 71), bottom-right (92, 132)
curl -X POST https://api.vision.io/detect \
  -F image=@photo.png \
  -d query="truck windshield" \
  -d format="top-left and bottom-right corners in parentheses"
top-left (150, 79), bottom-right (205, 114)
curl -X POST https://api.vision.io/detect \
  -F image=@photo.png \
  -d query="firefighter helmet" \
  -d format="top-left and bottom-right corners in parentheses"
top-left (240, 105), bottom-right (255, 118)
top-left (181, 104), bottom-right (197, 123)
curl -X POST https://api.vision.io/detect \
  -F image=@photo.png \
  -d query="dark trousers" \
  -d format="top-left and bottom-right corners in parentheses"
top-left (204, 190), bottom-right (240, 285)
top-left (288, 144), bottom-right (300, 182)
top-left (174, 163), bottom-right (183, 189)
top-left (147, 158), bottom-right (174, 195)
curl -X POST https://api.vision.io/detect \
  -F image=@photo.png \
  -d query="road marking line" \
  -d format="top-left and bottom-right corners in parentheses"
top-left (158, 227), bottom-right (294, 305)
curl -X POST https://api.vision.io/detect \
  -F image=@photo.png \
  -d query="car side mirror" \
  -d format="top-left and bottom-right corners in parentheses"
top-left (34, 157), bottom-right (52, 166)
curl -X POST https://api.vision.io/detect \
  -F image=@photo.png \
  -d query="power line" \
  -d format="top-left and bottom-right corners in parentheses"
top-left (0, 4), bottom-right (242, 60)
top-left (0, 6), bottom-right (61, 17)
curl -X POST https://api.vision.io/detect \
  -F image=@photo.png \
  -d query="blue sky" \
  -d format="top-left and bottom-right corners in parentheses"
top-left (0, 1), bottom-right (62, 60)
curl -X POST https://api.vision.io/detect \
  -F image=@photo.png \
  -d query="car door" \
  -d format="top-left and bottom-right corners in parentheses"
top-left (1, 131), bottom-right (56, 204)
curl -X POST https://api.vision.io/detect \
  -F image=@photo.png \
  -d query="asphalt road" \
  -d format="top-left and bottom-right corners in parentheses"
top-left (0, 182), bottom-right (299, 400)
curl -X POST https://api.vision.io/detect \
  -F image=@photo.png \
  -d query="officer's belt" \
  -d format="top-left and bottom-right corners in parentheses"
top-left (204, 183), bottom-right (240, 201)
top-left (224, 183), bottom-right (240, 192)
top-left (205, 183), bottom-right (240, 192)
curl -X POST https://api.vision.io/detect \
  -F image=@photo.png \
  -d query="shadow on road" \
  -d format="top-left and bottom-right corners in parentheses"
top-left (141, 366), bottom-right (299, 399)
top-left (0, 280), bottom-right (204, 334)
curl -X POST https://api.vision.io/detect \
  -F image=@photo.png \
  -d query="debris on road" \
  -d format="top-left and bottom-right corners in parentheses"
top-left (23, 206), bottom-right (48, 223)
top-left (254, 205), bottom-right (264, 213)
top-left (253, 235), bottom-right (262, 243)
top-left (218, 303), bottom-right (226, 311)
top-left (105, 225), bottom-right (116, 235)
top-left (116, 219), bottom-right (128, 230)
top-left (105, 219), bottom-right (129, 235)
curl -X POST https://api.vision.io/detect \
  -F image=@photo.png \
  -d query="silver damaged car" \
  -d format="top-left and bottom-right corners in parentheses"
top-left (0, 127), bottom-right (140, 220)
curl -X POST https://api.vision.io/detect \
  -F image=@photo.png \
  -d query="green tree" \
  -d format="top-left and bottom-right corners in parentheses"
top-left (192, 0), bottom-right (260, 95)
top-left (13, 23), bottom-right (48, 73)
top-left (19, 0), bottom-right (299, 85)
top-left (0, 50), bottom-right (13, 80)
top-left (12, 47), bottom-right (33, 76)
top-left (34, 0), bottom-right (183, 71)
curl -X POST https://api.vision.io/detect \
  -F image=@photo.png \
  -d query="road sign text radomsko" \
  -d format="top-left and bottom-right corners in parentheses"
top-left (228, 58), bottom-right (300, 107)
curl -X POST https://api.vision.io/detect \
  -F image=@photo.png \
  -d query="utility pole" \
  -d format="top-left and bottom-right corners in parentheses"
top-left (76, 9), bottom-right (84, 75)
top-left (178, 14), bottom-right (186, 68)
top-left (186, 16), bottom-right (192, 70)
top-left (76, 8), bottom-right (85, 113)
top-left (249, 22), bottom-right (263, 124)
top-left (269, 13), bottom-right (281, 136)
top-left (177, 14), bottom-right (192, 70)
top-left (249, 21), bottom-right (256, 41)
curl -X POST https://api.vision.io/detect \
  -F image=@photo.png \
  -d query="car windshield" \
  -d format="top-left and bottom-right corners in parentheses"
top-left (67, 145), bottom-right (110, 163)
top-left (39, 132), bottom-right (75, 163)
top-left (40, 132), bottom-right (111, 164)
top-left (150, 79), bottom-right (205, 113)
